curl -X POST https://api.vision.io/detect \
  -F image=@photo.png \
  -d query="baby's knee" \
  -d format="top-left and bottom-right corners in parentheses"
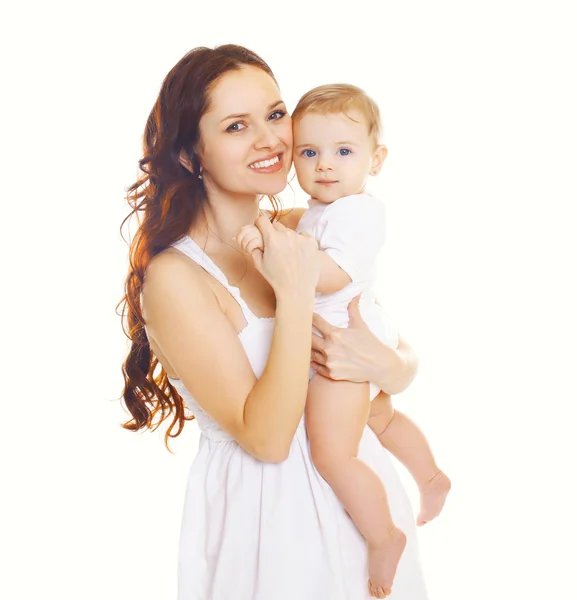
top-left (309, 441), bottom-right (349, 479)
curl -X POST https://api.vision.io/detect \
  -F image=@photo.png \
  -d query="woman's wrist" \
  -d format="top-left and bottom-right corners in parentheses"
top-left (275, 290), bottom-right (316, 314)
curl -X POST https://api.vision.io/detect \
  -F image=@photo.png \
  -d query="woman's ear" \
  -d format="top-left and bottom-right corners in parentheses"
top-left (369, 145), bottom-right (388, 176)
top-left (179, 150), bottom-right (194, 173)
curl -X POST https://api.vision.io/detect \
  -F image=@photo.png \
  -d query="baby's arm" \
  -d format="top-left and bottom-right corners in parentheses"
top-left (313, 194), bottom-right (387, 295)
top-left (316, 251), bottom-right (352, 294)
top-left (236, 225), bottom-right (351, 294)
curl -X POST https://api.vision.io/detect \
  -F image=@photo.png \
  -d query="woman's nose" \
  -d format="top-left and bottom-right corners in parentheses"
top-left (254, 122), bottom-right (280, 150)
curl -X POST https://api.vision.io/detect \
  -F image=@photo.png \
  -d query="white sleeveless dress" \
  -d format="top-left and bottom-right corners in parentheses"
top-left (168, 235), bottom-right (429, 600)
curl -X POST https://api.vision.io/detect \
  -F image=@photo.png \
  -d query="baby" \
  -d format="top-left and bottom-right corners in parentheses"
top-left (238, 84), bottom-right (450, 599)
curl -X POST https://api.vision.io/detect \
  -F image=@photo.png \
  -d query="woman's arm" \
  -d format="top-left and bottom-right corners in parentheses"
top-left (144, 218), bottom-right (319, 463)
top-left (310, 296), bottom-right (418, 395)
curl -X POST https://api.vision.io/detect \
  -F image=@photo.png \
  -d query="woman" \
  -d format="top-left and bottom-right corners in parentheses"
top-left (119, 44), bottom-right (428, 599)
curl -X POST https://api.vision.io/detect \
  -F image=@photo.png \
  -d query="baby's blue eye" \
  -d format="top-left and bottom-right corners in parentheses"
top-left (339, 148), bottom-right (352, 156)
top-left (302, 149), bottom-right (316, 158)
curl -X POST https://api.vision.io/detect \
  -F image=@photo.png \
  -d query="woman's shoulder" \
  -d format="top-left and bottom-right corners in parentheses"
top-left (142, 246), bottom-right (225, 343)
top-left (143, 246), bottom-right (210, 301)
top-left (146, 245), bottom-right (196, 277)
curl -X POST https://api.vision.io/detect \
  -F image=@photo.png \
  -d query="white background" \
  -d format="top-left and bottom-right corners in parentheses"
top-left (2, 1), bottom-right (576, 599)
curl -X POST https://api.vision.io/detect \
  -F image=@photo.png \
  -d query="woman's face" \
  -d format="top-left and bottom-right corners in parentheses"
top-left (198, 66), bottom-right (292, 198)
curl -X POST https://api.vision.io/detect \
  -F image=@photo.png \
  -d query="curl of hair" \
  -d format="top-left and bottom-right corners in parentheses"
top-left (117, 45), bottom-right (282, 450)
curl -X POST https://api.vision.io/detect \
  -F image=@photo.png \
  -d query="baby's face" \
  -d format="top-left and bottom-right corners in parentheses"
top-left (293, 110), bottom-right (377, 203)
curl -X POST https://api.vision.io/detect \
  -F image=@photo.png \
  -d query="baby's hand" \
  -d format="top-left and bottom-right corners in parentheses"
top-left (234, 224), bottom-right (264, 256)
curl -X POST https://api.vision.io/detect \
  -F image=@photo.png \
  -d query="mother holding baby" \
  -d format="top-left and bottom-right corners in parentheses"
top-left (119, 44), bottom-right (430, 599)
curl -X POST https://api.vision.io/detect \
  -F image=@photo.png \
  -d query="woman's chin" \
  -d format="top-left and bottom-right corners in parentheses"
top-left (250, 173), bottom-right (289, 196)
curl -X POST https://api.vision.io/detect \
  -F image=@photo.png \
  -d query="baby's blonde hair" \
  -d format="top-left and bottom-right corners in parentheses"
top-left (292, 83), bottom-right (382, 147)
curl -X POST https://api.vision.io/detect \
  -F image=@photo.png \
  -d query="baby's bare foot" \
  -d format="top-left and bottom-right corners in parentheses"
top-left (367, 527), bottom-right (407, 598)
top-left (417, 470), bottom-right (451, 526)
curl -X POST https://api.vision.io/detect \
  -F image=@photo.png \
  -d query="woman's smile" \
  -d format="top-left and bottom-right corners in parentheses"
top-left (248, 152), bottom-right (284, 173)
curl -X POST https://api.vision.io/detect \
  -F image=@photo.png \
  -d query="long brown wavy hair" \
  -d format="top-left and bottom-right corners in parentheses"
top-left (118, 44), bottom-right (282, 450)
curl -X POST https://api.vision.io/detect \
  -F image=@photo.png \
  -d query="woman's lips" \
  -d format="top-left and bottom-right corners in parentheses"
top-left (248, 153), bottom-right (284, 174)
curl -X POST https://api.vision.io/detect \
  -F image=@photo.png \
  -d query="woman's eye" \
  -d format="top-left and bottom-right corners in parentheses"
top-left (338, 148), bottom-right (352, 156)
top-left (302, 149), bottom-right (316, 158)
top-left (268, 110), bottom-right (287, 121)
top-left (226, 122), bottom-right (246, 133)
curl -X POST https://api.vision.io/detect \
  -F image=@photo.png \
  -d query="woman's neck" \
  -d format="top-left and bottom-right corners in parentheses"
top-left (191, 189), bottom-right (262, 253)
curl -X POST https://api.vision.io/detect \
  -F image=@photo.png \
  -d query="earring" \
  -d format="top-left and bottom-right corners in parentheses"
top-left (198, 174), bottom-right (203, 179)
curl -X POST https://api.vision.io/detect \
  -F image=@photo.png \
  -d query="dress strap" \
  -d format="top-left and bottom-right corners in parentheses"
top-left (171, 235), bottom-right (258, 323)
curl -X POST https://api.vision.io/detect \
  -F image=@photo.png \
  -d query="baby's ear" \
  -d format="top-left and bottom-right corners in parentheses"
top-left (369, 145), bottom-right (388, 176)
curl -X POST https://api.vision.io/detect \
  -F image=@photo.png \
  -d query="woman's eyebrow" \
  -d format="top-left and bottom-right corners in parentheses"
top-left (220, 100), bottom-right (285, 123)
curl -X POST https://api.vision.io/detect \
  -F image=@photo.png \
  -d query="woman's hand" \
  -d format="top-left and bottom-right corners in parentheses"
top-left (235, 215), bottom-right (320, 302)
top-left (310, 295), bottom-right (419, 395)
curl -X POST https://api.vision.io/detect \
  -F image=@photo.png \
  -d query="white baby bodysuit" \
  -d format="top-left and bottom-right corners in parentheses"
top-left (296, 193), bottom-right (399, 400)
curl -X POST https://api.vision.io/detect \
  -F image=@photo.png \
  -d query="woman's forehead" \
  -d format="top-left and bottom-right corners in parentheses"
top-left (206, 66), bottom-right (282, 119)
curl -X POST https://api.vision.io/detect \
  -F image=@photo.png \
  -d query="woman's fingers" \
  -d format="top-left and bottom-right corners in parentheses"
top-left (310, 332), bottom-right (326, 353)
top-left (347, 294), bottom-right (369, 330)
top-left (312, 312), bottom-right (334, 339)
top-left (254, 214), bottom-right (277, 240)
top-left (311, 348), bottom-right (340, 381)
top-left (251, 248), bottom-right (264, 272)
top-left (310, 361), bottom-right (330, 379)
top-left (310, 348), bottom-right (324, 363)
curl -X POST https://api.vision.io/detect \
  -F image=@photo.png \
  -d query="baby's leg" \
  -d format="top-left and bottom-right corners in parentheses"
top-left (306, 376), bottom-right (406, 598)
top-left (369, 392), bottom-right (451, 526)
